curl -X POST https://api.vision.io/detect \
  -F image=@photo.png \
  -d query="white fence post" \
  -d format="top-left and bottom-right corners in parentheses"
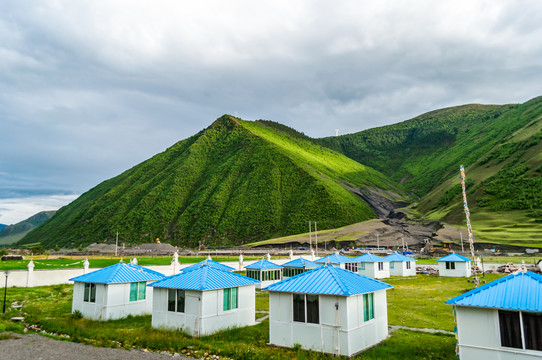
top-left (26, 260), bottom-right (35, 287)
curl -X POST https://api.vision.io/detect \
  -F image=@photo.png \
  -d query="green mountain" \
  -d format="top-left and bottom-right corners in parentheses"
top-left (19, 116), bottom-right (405, 249)
top-left (0, 211), bottom-right (56, 246)
top-left (318, 96), bottom-right (542, 246)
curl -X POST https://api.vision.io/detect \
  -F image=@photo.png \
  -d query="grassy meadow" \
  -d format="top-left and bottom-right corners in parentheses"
top-left (0, 274), bottom-right (488, 359)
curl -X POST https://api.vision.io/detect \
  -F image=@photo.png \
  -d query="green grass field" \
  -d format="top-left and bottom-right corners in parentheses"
top-left (0, 275), bottom-right (477, 359)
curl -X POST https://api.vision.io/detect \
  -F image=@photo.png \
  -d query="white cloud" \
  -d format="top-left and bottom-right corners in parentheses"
top-left (0, 195), bottom-right (79, 225)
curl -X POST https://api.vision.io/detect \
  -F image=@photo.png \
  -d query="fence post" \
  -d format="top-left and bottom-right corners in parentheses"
top-left (26, 260), bottom-right (35, 287)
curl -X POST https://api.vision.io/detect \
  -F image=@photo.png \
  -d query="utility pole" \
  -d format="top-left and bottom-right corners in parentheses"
top-left (115, 231), bottom-right (119, 257)
top-left (460, 232), bottom-right (464, 253)
top-left (377, 234), bottom-right (379, 250)
top-left (309, 221), bottom-right (312, 251)
top-left (315, 222), bottom-right (318, 257)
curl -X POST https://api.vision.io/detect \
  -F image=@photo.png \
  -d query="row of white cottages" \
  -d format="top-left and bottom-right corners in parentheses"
top-left (69, 254), bottom-right (505, 358)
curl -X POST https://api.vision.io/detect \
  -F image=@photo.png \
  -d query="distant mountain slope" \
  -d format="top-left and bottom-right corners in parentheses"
top-left (318, 97), bottom-right (542, 246)
top-left (0, 224), bottom-right (6, 231)
top-left (19, 116), bottom-right (405, 249)
top-left (0, 211), bottom-right (56, 245)
top-left (318, 97), bottom-right (542, 196)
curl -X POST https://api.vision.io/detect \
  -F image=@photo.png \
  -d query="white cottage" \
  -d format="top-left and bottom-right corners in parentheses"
top-left (446, 270), bottom-right (542, 359)
top-left (245, 259), bottom-right (283, 289)
top-left (149, 264), bottom-right (259, 336)
top-left (282, 258), bottom-right (322, 278)
top-left (382, 253), bottom-right (417, 277)
top-left (352, 253), bottom-right (390, 279)
top-left (438, 253), bottom-right (472, 277)
top-left (315, 253), bottom-right (353, 269)
top-left (264, 264), bottom-right (393, 357)
top-left (69, 262), bottom-right (166, 320)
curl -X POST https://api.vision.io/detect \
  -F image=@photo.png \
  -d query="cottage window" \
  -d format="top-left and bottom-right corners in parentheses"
top-left (345, 263), bottom-right (358, 272)
top-left (499, 310), bottom-right (542, 351)
top-left (378, 262), bottom-right (384, 271)
top-left (445, 262), bottom-right (455, 270)
top-left (276, 270), bottom-right (281, 280)
top-left (406, 261), bottom-right (411, 270)
top-left (168, 289), bottom-right (185, 313)
top-left (293, 294), bottom-right (319, 324)
top-left (363, 293), bottom-right (374, 321)
top-left (130, 281), bottom-right (146, 301)
top-left (390, 262), bottom-right (395, 269)
top-left (84, 283), bottom-right (96, 302)
top-left (223, 287), bottom-right (238, 311)
top-left (523, 312), bottom-right (542, 351)
top-left (361, 263), bottom-right (366, 270)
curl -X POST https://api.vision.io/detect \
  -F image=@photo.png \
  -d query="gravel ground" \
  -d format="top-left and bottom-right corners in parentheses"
top-left (0, 333), bottom-right (190, 360)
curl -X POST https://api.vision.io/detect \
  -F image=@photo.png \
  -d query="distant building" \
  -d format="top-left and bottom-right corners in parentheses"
top-left (382, 253), bottom-right (416, 277)
top-left (149, 264), bottom-right (259, 336)
top-left (182, 259), bottom-right (235, 272)
top-left (438, 253), bottom-right (471, 277)
top-left (265, 264), bottom-right (393, 357)
top-left (352, 253), bottom-right (390, 279)
top-left (315, 253), bottom-right (353, 269)
top-left (446, 270), bottom-right (542, 359)
top-left (282, 258), bottom-right (321, 278)
top-left (244, 259), bottom-right (283, 289)
top-left (69, 262), bottom-right (166, 320)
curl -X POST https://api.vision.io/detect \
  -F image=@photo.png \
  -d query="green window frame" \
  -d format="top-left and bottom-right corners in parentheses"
top-left (130, 282), bottom-right (146, 301)
top-left (167, 289), bottom-right (185, 312)
top-left (223, 287), bottom-right (238, 311)
top-left (390, 262), bottom-right (395, 269)
top-left (363, 293), bottom-right (374, 321)
top-left (84, 283), bottom-right (96, 302)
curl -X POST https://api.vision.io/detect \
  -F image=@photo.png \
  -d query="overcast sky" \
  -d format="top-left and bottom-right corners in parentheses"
top-left (1, 0), bottom-right (542, 224)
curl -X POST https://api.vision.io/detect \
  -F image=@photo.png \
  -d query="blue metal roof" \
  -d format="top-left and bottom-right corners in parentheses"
top-left (438, 253), bottom-right (471, 262)
top-left (263, 264), bottom-right (392, 296)
top-left (383, 253), bottom-right (417, 262)
top-left (70, 262), bottom-right (166, 284)
top-left (148, 264), bottom-right (259, 291)
top-left (446, 271), bottom-right (542, 312)
top-left (282, 258), bottom-right (322, 269)
top-left (182, 259), bottom-right (235, 272)
top-left (244, 259), bottom-right (282, 270)
top-left (352, 253), bottom-right (385, 263)
top-left (315, 253), bottom-right (353, 264)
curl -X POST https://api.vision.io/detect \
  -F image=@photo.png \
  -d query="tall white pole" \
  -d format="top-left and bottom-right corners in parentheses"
top-left (309, 221), bottom-right (312, 251)
top-left (460, 232), bottom-right (464, 253)
top-left (377, 234), bottom-right (379, 250)
top-left (115, 231), bottom-right (118, 257)
top-left (315, 222), bottom-right (318, 257)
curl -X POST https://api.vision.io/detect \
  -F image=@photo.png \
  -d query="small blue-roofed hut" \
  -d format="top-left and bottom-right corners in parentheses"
top-left (282, 258), bottom-right (322, 278)
top-left (264, 264), bottom-right (393, 357)
top-left (69, 262), bottom-right (166, 320)
top-left (352, 253), bottom-right (390, 279)
top-left (446, 270), bottom-right (542, 359)
top-left (315, 253), bottom-right (353, 269)
top-left (438, 253), bottom-right (471, 277)
top-left (182, 259), bottom-right (235, 272)
top-left (382, 253), bottom-right (416, 277)
top-left (148, 263), bottom-right (259, 336)
top-left (244, 259), bottom-right (283, 289)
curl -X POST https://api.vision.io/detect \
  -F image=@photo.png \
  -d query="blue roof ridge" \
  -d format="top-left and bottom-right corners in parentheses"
top-left (326, 265), bottom-right (351, 295)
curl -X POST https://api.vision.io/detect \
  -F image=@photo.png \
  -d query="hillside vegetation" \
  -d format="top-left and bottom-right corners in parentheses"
top-left (319, 96), bottom-right (542, 246)
top-left (20, 116), bottom-right (403, 248)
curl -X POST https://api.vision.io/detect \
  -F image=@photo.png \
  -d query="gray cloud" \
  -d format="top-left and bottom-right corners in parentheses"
top-left (1, 0), bottom-right (542, 221)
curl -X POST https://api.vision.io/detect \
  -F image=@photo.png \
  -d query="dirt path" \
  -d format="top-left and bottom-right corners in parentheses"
top-left (0, 333), bottom-right (190, 360)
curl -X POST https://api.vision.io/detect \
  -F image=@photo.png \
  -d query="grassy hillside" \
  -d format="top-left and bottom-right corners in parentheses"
top-left (319, 96), bottom-right (542, 247)
top-left (0, 211), bottom-right (56, 246)
top-left (20, 116), bottom-right (403, 249)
